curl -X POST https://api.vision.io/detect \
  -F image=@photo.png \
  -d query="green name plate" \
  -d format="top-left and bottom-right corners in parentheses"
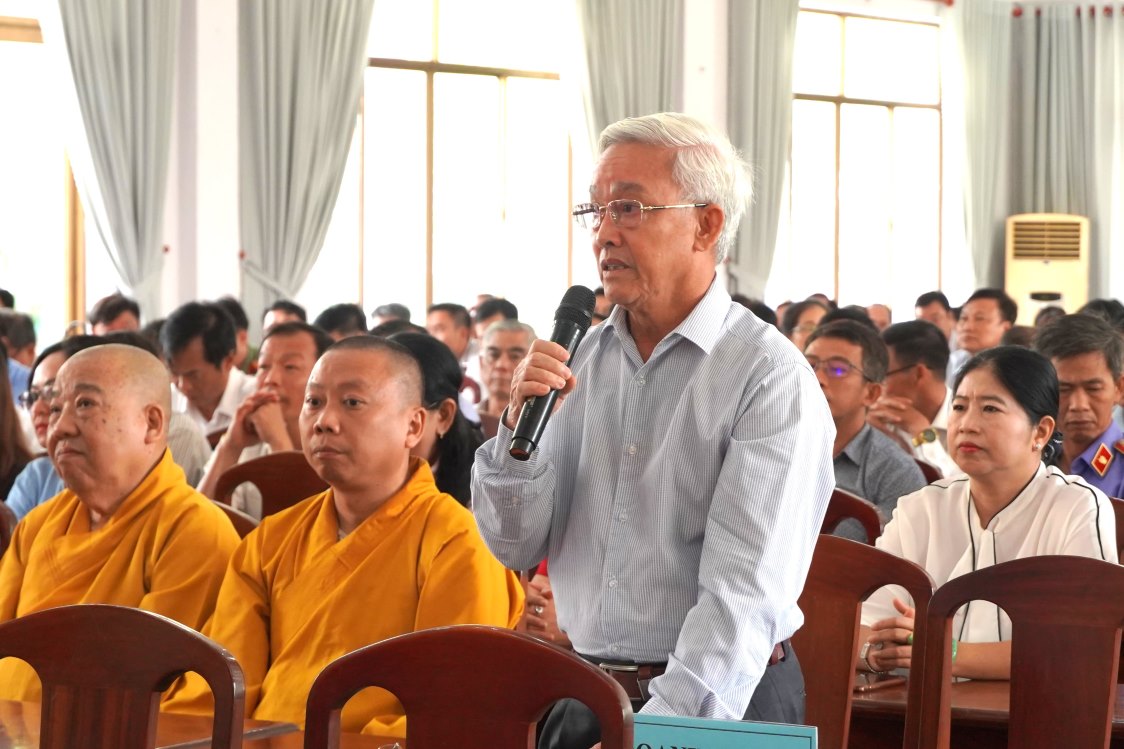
top-left (634, 715), bottom-right (816, 749)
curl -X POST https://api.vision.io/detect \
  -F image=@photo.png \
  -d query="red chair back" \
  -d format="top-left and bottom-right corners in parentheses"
top-left (213, 450), bottom-right (327, 518)
top-left (304, 625), bottom-right (632, 749)
top-left (915, 458), bottom-right (942, 483)
top-left (0, 604), bottom-right (244, 749)
top-left (821, 488), bottom-right (883, 544)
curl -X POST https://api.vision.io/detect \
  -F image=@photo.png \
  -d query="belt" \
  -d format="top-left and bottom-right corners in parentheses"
top-left (582, 641), bottom-right (787, 703)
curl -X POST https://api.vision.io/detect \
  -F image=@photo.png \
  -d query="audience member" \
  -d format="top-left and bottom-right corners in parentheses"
top-left (140, 318), bottom-right (166, 356)
top-left (263, 299), bottom-right (307, 332)
top-left (0, 344), bottom-right (239, 700)
top-left (1000, 325), bottom-right (1035, 348)
top-left (196, 322), bottom-right (333, 517)
top-left (476, 319), bottom-right (535, 421)
top-left (371, 302), bottom-right (411, 327)
top-left (1078, 298), bottom-right (1124, 332)
top-left (215, 296), bottom-right (256, 373)
top-left (1035, 314), bottom-right (1124, 498)
top-left (869, 321), bottom-right (957, 477)
top-left (859, 346), bottom-right (1116, 680)
top-left (867, 303), bottom-right (891, 331)
top-left (8, 333), bottom-right (214, 520)
top-left (313, 303), bottom-right (367, 341)
top-left (781, 299), bottom-right (829, 352)
top-left (161, 301), bottom-right (256, 443)
top-left (88, 292), bottom-right (141, 334)
top-left (592, 286), bottom-right (613, 325)
top-left (426, 302), bottom-right (473, 363)
top-left (821, 305), bottom-right (878, 330)
top-left (165, 336), bottom-right (521, 736)
top-left (7, 340), bottom-right (73, 515)
top-left (0, 310), bottom-right (35, 367)
top-left (775, 300), bottom-right (793, 328)
top-left (947, 288), bottom-right (1016, 387)
top-left (0, 289), bottom-right (13, 308)
top-left (391, 333), bottom-right (485, 507)
top-left (474, 112), bottom-right (835, 743)
top-left (805, 321), bottom-right (926, 539)
top-left (1034, 305), bottom-right (1065, 329)
top-left (0, 311), bottom-right (32, 404)
top-left (808, 292), bottom-right (835, 309)
top-left (370, 319), bottom-right (426, 338)
top-left (0, 347), bottom-right (31, 499)
top-left (731, 294), bottom-right (778, 328)
top-left (473, 297), bottom-right (518, 340)
top-left (914, 290), bottom-right (956, 344)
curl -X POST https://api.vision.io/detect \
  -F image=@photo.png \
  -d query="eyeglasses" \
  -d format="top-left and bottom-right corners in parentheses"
top-left (806, 355), bottom-right (873, 381)
top-left (884, 364), bottom-right (914, 378)
top-left (17, 386), bottom-right (50, 410)
top-left (572, 199), bottom-right (708, 231)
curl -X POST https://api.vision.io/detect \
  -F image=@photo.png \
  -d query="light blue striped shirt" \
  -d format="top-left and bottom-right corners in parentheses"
top-left (472, 277), bottom-right (835, 720)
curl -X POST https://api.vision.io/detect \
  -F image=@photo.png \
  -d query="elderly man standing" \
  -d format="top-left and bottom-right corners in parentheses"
top-left (473, 113), bottom-right (835, 748)
top-left (165, 336), bottom-right (522, 737)
top-left (0, 344), bottom-right (239, 701)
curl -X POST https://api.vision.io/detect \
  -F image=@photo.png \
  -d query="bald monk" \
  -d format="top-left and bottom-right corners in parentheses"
top-left (0, 344), bottom-right (239, 700)
top-left (165, 336), bottom-right (522, 736)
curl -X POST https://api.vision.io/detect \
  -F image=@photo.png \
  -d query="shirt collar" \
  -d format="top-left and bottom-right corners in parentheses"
top-left (840, 423), bottom-right (872, 465)
top-left (1076, 420), bottom-right (1124, 465)
top-left (601, 274), bottom-right (731, 357)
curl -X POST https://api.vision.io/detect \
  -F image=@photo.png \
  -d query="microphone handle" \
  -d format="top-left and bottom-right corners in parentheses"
top-left (509, 320), bottom-right (586, 460)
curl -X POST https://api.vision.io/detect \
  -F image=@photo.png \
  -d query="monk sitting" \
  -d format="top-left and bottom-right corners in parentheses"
top-left (165, 336), bottom-right (522, 736)
top-left (0, 344), bottom-right (239, 700)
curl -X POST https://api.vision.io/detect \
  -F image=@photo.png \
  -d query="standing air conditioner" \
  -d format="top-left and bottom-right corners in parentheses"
top-left (1005, 213), bottom-right (1089, 325)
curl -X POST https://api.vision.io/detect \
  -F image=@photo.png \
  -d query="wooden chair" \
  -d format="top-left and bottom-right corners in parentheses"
top-left (821, 488), bottom-right (883, 544)
top-left (915, 458), bottom-right (942, 484)
top-left (910, 555), bottom-right (1124, 749)
top-left (0, 501), bottom-right (16, 556)
top-left (0, 604), bottom-right (244, 749)
top-left (213, 500), bottom-right (259, 539)
top-left (1108, 497), bottom-right (1124, 558)
top-left (304, 624), bottom-right (632, 749)
top-left (792, 535), bottom-right (934, 749)
top-left (213, 450), bottom-right (327, 519)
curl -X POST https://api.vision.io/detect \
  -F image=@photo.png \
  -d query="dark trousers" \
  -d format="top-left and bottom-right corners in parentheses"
top-left (537, 641), bottom-right (804, 749)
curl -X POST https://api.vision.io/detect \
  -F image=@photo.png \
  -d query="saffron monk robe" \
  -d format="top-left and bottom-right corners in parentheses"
top-left (0, 344), bottom-right (240, 700)
top-left (163, 336), bottom-right (523, 737)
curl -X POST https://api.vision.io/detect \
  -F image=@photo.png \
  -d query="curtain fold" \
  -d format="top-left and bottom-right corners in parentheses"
top-left (40, 0), bottom-right (179, 319)
top-left (573, 0), bottom-right (683, 152)
top-left (1009, 3), bottom-right (1123, 299)
top-left (238, 0), bottom-right (374, 332)
top-left (949, 0), bottom-right (1013, 290)
top-left (725, 0), bottom-right (798, 298)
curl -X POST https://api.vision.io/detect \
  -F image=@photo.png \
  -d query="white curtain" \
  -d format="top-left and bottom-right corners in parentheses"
top-left (573, 0), bottom-right (684, 152)
top-left (40, 0), bottom-right (179, 320)
top-left (948, 0), bottom-right (1013, 290)
top-left (238, 0), bottom-right (375, 335)
top-left (1010, 4), bottom-right (1124, 298)
top-left (725, 0), bottom-right (799, 298)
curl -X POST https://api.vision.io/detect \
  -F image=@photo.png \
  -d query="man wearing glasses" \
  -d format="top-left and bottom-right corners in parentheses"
top-left (473, 113), bottom-right (835, 748)
top-left (804, 320), bottom-right (927, 541)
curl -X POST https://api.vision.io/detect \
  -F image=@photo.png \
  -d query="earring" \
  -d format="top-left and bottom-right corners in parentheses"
top-left (1033, 443), bottom-right (1042, 451)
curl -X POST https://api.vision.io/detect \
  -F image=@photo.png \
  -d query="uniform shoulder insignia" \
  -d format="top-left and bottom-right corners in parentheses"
top-left (1092, 443), bottom-right (1114, 477)
top-left (1114, 439), bottom-right (1124, 455)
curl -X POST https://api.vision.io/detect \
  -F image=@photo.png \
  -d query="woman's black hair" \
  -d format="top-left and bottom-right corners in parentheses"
top-left (953, 346), bottom-right (1063, 462)
top-left (388, 332), bottom-right (483, 507)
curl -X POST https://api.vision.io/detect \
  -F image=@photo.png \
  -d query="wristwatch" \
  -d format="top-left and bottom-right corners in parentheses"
top-left (860, 642), bottom-right (882, 673)
top-left (912, 427), bottom-right (938, 447)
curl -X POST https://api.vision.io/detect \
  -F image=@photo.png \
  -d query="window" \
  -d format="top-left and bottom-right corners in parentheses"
top-left (768, 8), bottom-right (943, 315)
top-left (302, 0), bottom-right (575, 333)
top-left (0, 11), bottom-right (84, 342)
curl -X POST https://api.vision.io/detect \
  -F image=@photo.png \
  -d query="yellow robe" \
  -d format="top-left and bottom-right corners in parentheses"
top-left (164, 458), bottom-right (523, 737)
top-left (0, 449), bottom-right (240, 700)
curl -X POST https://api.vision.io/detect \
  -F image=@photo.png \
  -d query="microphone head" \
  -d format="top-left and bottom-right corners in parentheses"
top-left (555, 285), bottom-right (596, 331)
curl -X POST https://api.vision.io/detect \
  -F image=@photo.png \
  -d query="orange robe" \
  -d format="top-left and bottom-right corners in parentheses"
top-left (0, 449), bottom-right (240, 700)
top-left (164, 458), bottom-right (523, 737)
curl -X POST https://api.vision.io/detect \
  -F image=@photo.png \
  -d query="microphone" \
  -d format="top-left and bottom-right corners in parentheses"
top-left (510, 285), bottom-right (596, 460)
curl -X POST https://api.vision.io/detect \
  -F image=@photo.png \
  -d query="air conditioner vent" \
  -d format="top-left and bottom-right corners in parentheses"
top-left (1011, 220), bottom-right (1084, 260)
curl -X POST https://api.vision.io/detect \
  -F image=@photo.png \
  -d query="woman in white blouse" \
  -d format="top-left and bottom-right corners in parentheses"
top-left (858, 345), bottom-right (1117, 680)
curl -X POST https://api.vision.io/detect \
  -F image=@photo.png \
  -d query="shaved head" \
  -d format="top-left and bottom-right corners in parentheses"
top-left (66, 343), bottom-right (172, 418)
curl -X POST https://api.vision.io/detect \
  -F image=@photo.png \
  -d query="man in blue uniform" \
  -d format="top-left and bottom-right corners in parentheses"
top-left (1035, 314), bottom-right (1124, 498)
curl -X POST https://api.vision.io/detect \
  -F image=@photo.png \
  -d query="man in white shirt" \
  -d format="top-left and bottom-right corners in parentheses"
top-left (868, 320), bottom-right (959, 478)
top-left (196, 322), bottom-right (333, 517)
top-left (161, 301), bottom-right (257, 446)
top-left (946, 288), bottom-right (1017, 387)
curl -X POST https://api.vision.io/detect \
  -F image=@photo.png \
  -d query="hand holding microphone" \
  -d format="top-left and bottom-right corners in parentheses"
top-left (507, 286), bottom-right (595, 460)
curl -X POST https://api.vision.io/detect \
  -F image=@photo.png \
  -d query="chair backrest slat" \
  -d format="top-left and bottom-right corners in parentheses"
top-left (821, 488), bottom-right (883, 544)
top-left (213, 450), bottom-right (327, 518)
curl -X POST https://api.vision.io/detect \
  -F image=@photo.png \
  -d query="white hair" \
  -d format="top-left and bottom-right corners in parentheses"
top-left (482, 319), bottom-right (536, 346)
top-left (598, 112), bottom-right (753, 265)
